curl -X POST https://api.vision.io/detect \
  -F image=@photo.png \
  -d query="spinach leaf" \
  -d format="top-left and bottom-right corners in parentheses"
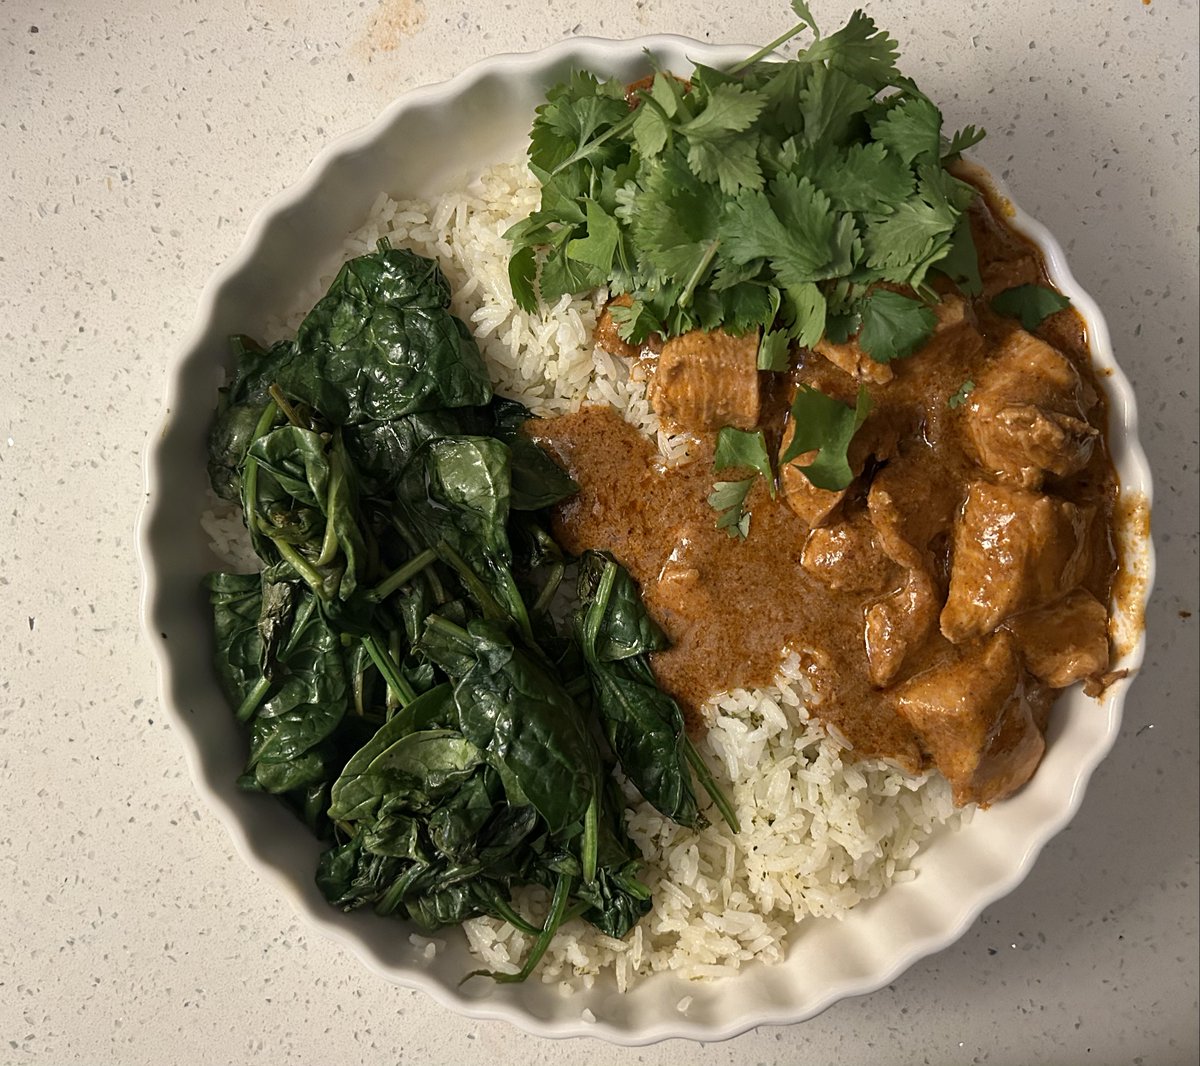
top-left (576, 550), bottom-right (668, 662)
top-left (206, 571), bottom-right (267, 709)
top-left (328, 684), bottom-right (457, 821)
top-left (245, 427), bottom-right (365, 602)
top-left (574, 553), bottom-right (699, 827)
top-left (283, 246), bottom-right (493, 424)
top-left (417, 616), bottom-right (603, 837)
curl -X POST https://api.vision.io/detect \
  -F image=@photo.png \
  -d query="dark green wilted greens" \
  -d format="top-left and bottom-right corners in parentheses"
top-left (206, 243), bottom-right (732, 982)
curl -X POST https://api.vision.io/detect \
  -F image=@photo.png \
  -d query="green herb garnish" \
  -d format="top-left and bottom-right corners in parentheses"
top-left (782, 384), bottom-right (873, 491)
top-left (508, 3), bottom-right (985, 365)
top-left (708, 478), bottom-right (756, 539)
top-left (947, 379), bottom-right (975, 409)
top-left (991, 283), bottom-right (1072, 331)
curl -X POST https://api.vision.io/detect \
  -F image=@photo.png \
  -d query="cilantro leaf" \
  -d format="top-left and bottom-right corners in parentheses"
top-left (540, 239), bottom-right (604, 304)
top-left (781, 384), bottom-right (872, 491)
top-left (567, 199), bottom-right (621, 273)
top-left (682, 81), bottom-right (766, 141)
top-left (809, 11), bottom-right (900, 92)
top-left (812, 142), bottom-right (915, 213)
top-left (870, 95), bottom-right (943, 166)
top-left (863, 190), bottom-right (957, 272)
top-left (508, 245), bottom-right (538, 313)
top-left (936, 214), bottom-right (983, 296)
top-left (798, 64), bottom-right (875, 147)
top-left (631, 74), bottom-right (684, 159)
top-left (714, 427), bottom-right (775, 490)
top-left (942, 123), bottom-right (987, 161)
top-left (948, 380), bottom-right (975, 409)
top-left (708, 479), bottom-right (755, 539)
top-left (632, 148), bottom-right (724, 295)
top-left (789, 0), bottom-right (821, 37)
top-left (721, 175), bottom-right (855, 285)
top-left (680, 83), bottom-right (767, 193)
top-left (991, 284), bottom-right (1072, 330)
top-left (758, 328), bottom-right (792, 371)
top-left (857, 289), bottom-right (937, 363)
top-left (780, 280), bottom-right (827, 347)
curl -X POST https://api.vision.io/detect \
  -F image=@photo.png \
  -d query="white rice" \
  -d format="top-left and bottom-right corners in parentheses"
top-left (216, 160), bottom-right (965, 988)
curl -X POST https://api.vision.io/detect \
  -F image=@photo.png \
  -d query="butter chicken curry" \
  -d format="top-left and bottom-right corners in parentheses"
top-left (532, 184), bottom-right (1118, 808)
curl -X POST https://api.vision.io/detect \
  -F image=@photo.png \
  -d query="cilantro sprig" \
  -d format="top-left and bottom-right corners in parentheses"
top-left (507, 3), bottom-right (986, 367)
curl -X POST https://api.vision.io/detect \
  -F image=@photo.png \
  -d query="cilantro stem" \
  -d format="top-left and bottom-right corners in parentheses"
top-left (728, 19), bottom-right (813, 75)
top-left (679, 238), bottom-right (721, 307)
top-left (550, 106), bottom-right (641, 177)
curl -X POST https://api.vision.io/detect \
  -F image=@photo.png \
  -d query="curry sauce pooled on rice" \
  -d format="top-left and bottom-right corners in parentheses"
top-left (204, 5), bottom-right (1122, 990)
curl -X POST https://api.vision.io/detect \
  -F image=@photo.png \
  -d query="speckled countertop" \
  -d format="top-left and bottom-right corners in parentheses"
top-left (1, 0), bottom-right (1196, 1062)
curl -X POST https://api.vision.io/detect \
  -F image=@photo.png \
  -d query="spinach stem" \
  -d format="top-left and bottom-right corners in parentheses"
top-left (267, 383), bottom-right (304, 429)
top-left (435, 541), bottom-right (506, 622)
top-left (361, 633), bottom-right (416, 709)
top-left (531, 560), bottom-right (564, 617)
top-left (367, 548), bottom-right (438, 603)
top-left (489, 896), bottom-right (541, 937)
top-left (240, 401), bottom-right (279, 551)
top-left (581, 795), bottom-right (599, 885)
top-left (234, 593), bottom-right (316, 723)
top-left (272, 539), bottom-right (328, 598)
top-left (470, 873), bottom-right (574, 984)
top-left (683, 738), bottom-right (741, 834)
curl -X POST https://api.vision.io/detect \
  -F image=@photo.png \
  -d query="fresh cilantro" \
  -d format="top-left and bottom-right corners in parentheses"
top-left (808, 11), bottom-right (900, 92)
top-left (857, 289), bottom-right (938, 363)
top-left (869, 95), bottom-right (942, 166)
top-left (942, 123), bottom-right (987, 161)
top-left (708, 479), bottom-right (755, 539)
top-left (991, 284), bottom-right (1072, 330)
top-left (812, 142), bottom-right (915, 213)
top-left (757, 328), bottom-right (792, 371)
top-left (567, 199), bottom-right (621, 273)
top-left (948, 380), bottom-right (975, 409)
top-left (714, 427), bottom-right (775, 493)
top-left (936, 215), bottom-right (983, 296)
top-left (799, 64), bottom-right (875, 147)
top-left (510, 4), bottom-right (985, 381)
top-left (508, 245), bottom-right (538, 313)
top-left (781, 384), bottom-right (873, 491)
top-left (780, 280), bottom-right (827, 347)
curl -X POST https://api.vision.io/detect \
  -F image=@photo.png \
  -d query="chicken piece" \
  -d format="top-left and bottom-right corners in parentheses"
top-left (868, 470), bottom-right (954, 572)
top-left (814, 294), bottom-right (981, 385)
top-left (864, 566), bottom-right (940, 688)
top-left (813, 333), bottom-right (894, 384)
top-left (1004, 588), bottom-right (1110, 688)
top-left (894, 632), bottom-right (1045, 806)
top-left (779, 435), bottom-right (848, 527)
top-left (980, 251), bottom-right (1042, 301)
top-left (800, 515), bottom-right (897, 593)
top-left (648, 327), bottom-right (761, 432)
top-left (963, 329), bottom-right (1099, 489)
top-left (779, 396), bottom-right (910, 529)
top-left (594, 295), bottom-right (641, 359)
top-left (941, 480), bottom-right (1093, 643)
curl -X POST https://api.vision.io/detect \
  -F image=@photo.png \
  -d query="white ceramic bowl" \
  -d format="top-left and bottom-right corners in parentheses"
top-left (137, 36), bottom-right (1155, 1043)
